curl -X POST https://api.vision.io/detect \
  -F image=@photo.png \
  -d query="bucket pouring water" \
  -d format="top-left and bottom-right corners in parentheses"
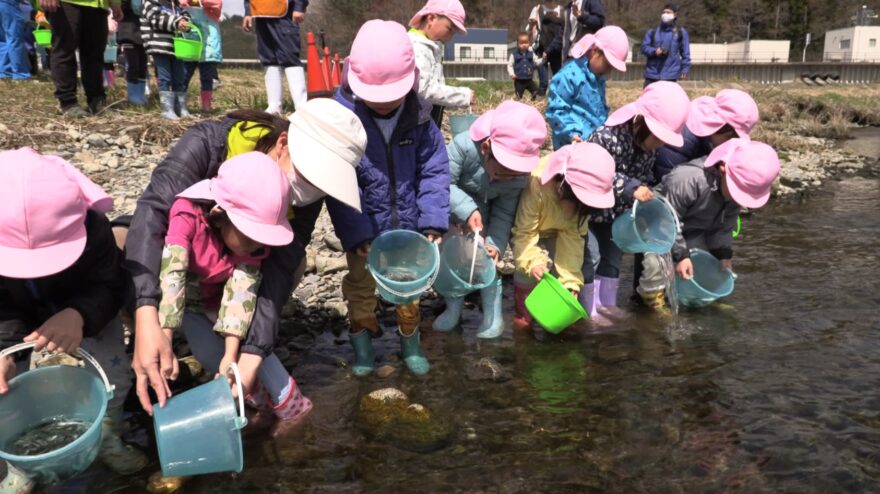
top-left (33, 26), bottom-right (51, 48)
top-left (674, 249), bottom-right (736, 308)
top-left (612, 196), bottom-right (680, 254)
top-left (525, 273), bottom-right (588, 333)
top-left (0, 342), bottom-right (114, 485)
top-left (173, 24), bottom-right (203, 62)
top-left (433, 233), bottom-right (497, 299)
top-left (153, 363), bottom-right (247, 477)
top-left (367, 230), bottom-right (440, 305)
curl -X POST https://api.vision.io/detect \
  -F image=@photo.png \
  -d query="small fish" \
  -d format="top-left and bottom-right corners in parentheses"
top-left (10, 419), bottom-right (91, 456)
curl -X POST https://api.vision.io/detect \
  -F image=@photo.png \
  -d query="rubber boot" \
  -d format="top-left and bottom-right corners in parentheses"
top-left (284, 66), bottom-right (307, 110)
top-left (579, 282), bottom-right (613, 327)
top-left (269, 377), bottom-right (313, 438)
top-left (244, 381), bottom-right (276, 432)
top-left (432, 296), bottom-right (463, 331)
top-left (596, 275), bottom-right (627, 320)
top-left (349, 330), bottom-right (375, 376)
top-left (640, 290), bottom-right (671, 316)
top-left (104, 69), bottom-right (116, 87)
top-left (159, 91), bottom-right (178, 120)
top-left (99, 406), bottom-right (149, 475)
top-left (200, 89), bottom-right (212, 112)
top-left (127, 81), bottom-right (146, 105)
top-left (264, 66), bottom-right (283, 114)
top-left (0, 463), bottom-right (34, 494)
top-left (512, 282), bottom-right (533, 330)
top-left (476, 278), bottom-right (504, 339)
top-left (399, 328), bottom-right (429, 375)
top-left (175, 92), bottom-right (191, 118)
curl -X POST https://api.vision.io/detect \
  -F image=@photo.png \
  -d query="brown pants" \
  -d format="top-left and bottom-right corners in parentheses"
top-left (342, 252), bottom-right (420, 336)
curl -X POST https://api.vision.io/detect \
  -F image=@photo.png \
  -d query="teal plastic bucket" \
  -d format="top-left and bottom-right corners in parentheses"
top-left (367, 230), bottom-right (440, 305)
top-left (612, 197), bottom-right (680, 254)
top-left (674, 249), bottom-right (736, 308)
top-left (103, 44), bottom-right (117, 64)
top-left (153, 363), bottom-right (247, 477)
top-left (0, 343), bottom-right (113, 485)
top-left (433, 233), bottom-right (496, 298)
top-left (449, 113), bottom-right (479, 137)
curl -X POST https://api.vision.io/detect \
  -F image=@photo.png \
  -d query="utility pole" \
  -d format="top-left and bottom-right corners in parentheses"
top-left (802, 32), bottom-right (811, 62)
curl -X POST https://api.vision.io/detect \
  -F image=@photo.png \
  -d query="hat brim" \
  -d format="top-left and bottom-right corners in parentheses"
top-left (348, 70), bottom-right (415, 104)
top-left (448, 17), bottom-right (467, 34)
top-left (686, 97), bottom-right (725, 138)
top-left (409, 10), bottom-right (467, 34)
top-left (468, 110), bottom-right (492, 141)
top-left (288, 124), bottom-right (362, 213)
top-left (572, 185), bottom-right (614, 209)
top-left (491, 139), bottom-right (538, 173)
top-left (0, 231), bottom-right (86, 279)
top-left (227, 209), bottom-right (294, 247)
top-left (177, 179), bottom-right (215, 201)
top-left (605, 52), bottom-right (627, 72)
top-left (645, 114), bottom-right (684, 147)
top-left (725, 171), bottom-right (770, 209)
top-left (604, 102), bottom-right (638, 128)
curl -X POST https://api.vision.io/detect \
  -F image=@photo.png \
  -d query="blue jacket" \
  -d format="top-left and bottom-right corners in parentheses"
top-left (447, 132), bottom-right (527, 252)
top-left (653, 125), bottom-right (713, 184)
top-left (546, 57), bottom-right (607, 150)
top-left (183, 7), bottom-right (222, 63)
top-left (327, 86), bottom-right (450, 252)
top-left (641, 23), bottom-right (691, 80)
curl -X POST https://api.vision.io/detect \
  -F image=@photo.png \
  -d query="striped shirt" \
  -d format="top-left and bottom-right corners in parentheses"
top-left (140, 0), bottom-right (190, 56)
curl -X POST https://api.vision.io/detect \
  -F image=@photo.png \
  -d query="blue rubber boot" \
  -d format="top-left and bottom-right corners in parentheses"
top-left (399, 328), bottom-right (429, 375)
top-left (127, 81), bottom-right (147, 106)
top-left (432, 296), bottom-right (463, 331)
top-left (476, 278), bottom-right (504, 339)
top-left (349, 330), bottom-right (375, 376)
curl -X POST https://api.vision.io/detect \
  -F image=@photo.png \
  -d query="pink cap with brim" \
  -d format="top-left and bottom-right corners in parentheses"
top-left (469, 100), bottom-right (547, 173)
top-left (704, 138), bottom-right (780, 208)
top-left (0, 147), bottom-right (114, 279)
top-left (409, 0), bottom-right (467, 34)
top-left (178, 152), bottom-right (294, 246)
top-left (540, 142), bottom-right (615, 209)
top-left (687, 89), bottom-right (759, 138)
top-left (347, 20), bottom-right (417, 104)
top-left (605, 80), bottom-right (690, 147)
top-left (569, 25), bottom-right (629, 72)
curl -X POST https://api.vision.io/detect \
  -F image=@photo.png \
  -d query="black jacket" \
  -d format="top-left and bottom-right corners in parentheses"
top-left (560, 0), bottom-right (606, 61)
top-left (117, 0), bottom-right (143, 46)
top-left (124, 117), bottom-right (323, 358)
top-left (0, 212), bottom-right (124, 349)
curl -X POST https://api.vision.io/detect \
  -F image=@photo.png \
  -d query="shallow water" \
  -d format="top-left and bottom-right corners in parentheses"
top-left (91, 176), bottom-right (879, 493)
top-left (10, 419), bottom-right (90, 457)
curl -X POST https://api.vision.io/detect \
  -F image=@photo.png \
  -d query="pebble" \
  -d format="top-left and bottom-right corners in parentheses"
top-left (375, 365), bottom-right (397, 378)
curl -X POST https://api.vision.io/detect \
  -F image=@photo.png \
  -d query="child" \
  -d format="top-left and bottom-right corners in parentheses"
top-left (140, 0), bottom-right (192, 119)
top-left (104, 12), bottom-right (118, 88)
top-left (0, 0), bottom-right (30, 80)
top-left (155, 151), bottom-right (311, 438)
top-left (242, 0), bottom-right (308, 114)
top-left (584, 81), bottom-right (690, 320)
top-left (181, 0), bottom-right (222, 112)
top-left (637, 139), bottom-right (780, 311)
top-left (118, 0), bottom-right (149, 105)
top-left (408, 0), bottom-right (474, 127)
top-left (433, 100), bottom-right (546, 338)
top-left (508, 32), bottom-right (545, 101)
top-left (545, 25), bottom-right (628, 150)
top-left (0, 148), bottom-right (147, 489)
top-left (511, 142), bottom-right (615, 330)
top-left (327, 20), bottom-right (450, 376)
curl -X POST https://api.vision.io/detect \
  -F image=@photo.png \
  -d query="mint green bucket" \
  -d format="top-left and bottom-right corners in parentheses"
top-left (367, 230), bottom-right (440, 305)
top-left (449, 113), bottom-right (479, 137)
top-left (612, 196), bottom-right (680, 254)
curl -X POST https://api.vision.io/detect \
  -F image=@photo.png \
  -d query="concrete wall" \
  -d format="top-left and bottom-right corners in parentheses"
top-left (689, 41), bottom-right (791, 63)
top-left (690, 44), bottom-right (728, 63)
top-left (824, 26), bottom-right (880, 62)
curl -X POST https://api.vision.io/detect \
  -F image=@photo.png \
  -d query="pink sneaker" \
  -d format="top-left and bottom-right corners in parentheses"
top-left (270, 377), bottom-right (313, 438)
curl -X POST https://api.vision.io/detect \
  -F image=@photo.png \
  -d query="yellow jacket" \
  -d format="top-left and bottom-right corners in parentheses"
top-left (512, 156), bottom-right (588, 292)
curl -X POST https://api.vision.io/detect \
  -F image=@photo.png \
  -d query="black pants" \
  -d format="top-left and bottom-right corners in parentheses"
top-left (122, 43), bottom-right (147, 83)
top-left (514, 78), bottom-right (539, 100)
top-left (547, 51), bottom-right (562, 75)
top-left (46, 2), bottom-right (107, 108)
top-left (431, 105), bottom-right (445, 129)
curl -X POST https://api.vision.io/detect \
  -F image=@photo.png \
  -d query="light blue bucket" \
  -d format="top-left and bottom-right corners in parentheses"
top-left (612, 196), bottom-right (680, 254)
top-left (675, 249), bottom-right (736, 308)
top-left (433, 233), bottom-right (496, 299)
top-left (0, 342), bottom-right (113, 485)
top-left (449, 113), bottom-right (479, 137)
top-left (153, 363), bottom-right (247, 477)
top-left (367, 230), bottom-right (440, 305)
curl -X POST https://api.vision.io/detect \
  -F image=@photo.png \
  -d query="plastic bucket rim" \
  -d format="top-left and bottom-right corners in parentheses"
top-left (438, 235), bottom-right (496, 290)
top-left (677, 249), bottom-right (735, 300)
top-left (541, 272), bottom-right (587, 319)
top-left (368, 230), bottom-right (441, 299)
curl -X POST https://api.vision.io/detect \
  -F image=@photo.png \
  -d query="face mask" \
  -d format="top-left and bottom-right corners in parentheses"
top-left (287, 166), bottom-right (326, 206)
top-left (661, 13), bottom-right (675, 23)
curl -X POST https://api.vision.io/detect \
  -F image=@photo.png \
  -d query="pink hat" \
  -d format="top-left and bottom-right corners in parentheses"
top-left (605, 81), bottom-right (690, 147)
top-left (569, 25), bottom-right (629, 72)
top-left (704, 138), bottom-right (780, 208)
top-left (347, 20), bottom-right (417, 104)
top-left (469, 100), bottom-right (547, 173)
top-left (178, 152), bottom-right (294, 246)
top-left (687, 89), bottom-right (759, 139)
top-left (0, 148), bottom-right (114, 279)
top-left (541, 142), bottom-right (615, 208)
top-left (409, 0), bottom-right (467, 34)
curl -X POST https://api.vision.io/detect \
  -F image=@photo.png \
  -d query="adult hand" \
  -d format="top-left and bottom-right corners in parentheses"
top-left (531, 264), bottom-right (548, 282)
top-left (0, 356), bottom-right (16, 394)
top-left (24, 308), bottom-right (84, 353)
top-left (633, 185), bottom-right (654, 203)
top-left (467, 210), bottom-right (483, 233)
top-left (355, 241), bottom-right (371, 257)
top-left (720, 258), bottom-right (733, 272)
top-left (676, 258), bottom-right (694, 280)
top-left (132, 306), bottom-right (178, 415)
top-left (235, 353), bottom-right (263, 398)
top-left (39, 0), bottom-right (59, 13)
top-left (292, 10), bottom-right (305, 23)
top-left (511, 75), bottom-right (517, 80)
top-left (111, 5), bottom-right (123, 22)
top-left (242, 16), bottom-right (253, 32)
top-left (571, 134), bottom-right (583, 143)
top-left (655, 47), bottom-right (663, 56)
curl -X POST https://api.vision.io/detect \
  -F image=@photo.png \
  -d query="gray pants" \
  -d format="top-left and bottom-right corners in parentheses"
top-left (638, 253), bottom-right (668, 294)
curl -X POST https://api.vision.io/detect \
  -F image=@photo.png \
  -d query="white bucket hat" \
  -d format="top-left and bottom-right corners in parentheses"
top-left (287, 99), bottom-right (368, 212)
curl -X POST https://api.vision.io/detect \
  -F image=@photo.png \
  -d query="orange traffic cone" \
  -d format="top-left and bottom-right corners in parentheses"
top-left (331, 53), bottom-right (341, 89)
top-left (321, 47), bottom-right (333, 95)
top-left (306, 32), bottom-right (331, 99)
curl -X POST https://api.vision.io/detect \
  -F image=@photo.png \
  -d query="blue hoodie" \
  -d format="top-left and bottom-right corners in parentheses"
top-left (641, 22), bottom-right (691, 80)
top-left (545, 57), bottom-right (607, 150)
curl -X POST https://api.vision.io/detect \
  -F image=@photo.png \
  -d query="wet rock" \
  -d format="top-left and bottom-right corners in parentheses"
top-left (375, 365), bottom-right (397, 379)
top-left (466, 357), bottom-right (511, 382)
top-left (316, 255), bottom-right (347, 275)
top-left (326, 300), bottom-right (348, 319)
top-left (146, 471), bottom-right (188, 494)
top-left (357, 388), bottom-right (451, 452)
top-left (324, 232), bottom-right (343, 252)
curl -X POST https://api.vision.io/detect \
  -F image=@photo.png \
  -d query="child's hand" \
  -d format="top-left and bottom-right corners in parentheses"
top-left (571, 134), bottom-right (583, 143)
top-left (720, 258), bottom-right (733, 272)
top-left (467, 210), bottom-right (483, 233)
top-left (485, 244), bottom-right (500, 262)
top-left (0, 356), bottom-right (16, 394)
top-left (469, 90), bottom-right (476, 105)
top-left (24, 308), bottom-right (84, 353)
top-left (531, 265), bottom-right (548, 282)
top-left (355, 241), bottom-right (371, 257)
top-left (292, 10), bottom-right (305, 23)
top-left (423, 230), bottom-right (443, 244)
top-left (236, 353), bottom-right (263, 398)
top-left (676, 258), bottom-right (694, 280)
top-left (242, 16), bottom-right (253, 32)
top-left (217, 353), bottom-right (237, 386)
top-left (633, 185), bottom-right (654, 203)
top-left (111, 5), bottom-right (123, 21)
top-left (177, 18), bottom-right (189, 31)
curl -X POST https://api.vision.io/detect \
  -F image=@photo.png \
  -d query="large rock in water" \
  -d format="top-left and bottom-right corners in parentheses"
top-left (357, 388), bottom-right (451, 453)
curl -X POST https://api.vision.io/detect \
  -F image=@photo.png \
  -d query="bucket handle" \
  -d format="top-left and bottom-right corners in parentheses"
top-left (1, 342), bottom-right (115, 398)
top-left (224, 362), bottom-right (248, 430)
top-left (175, 22), bottom-right (202, 42)
top-left (632, 195), bottom-right (681, 234)
top-left (369, 242), bottom-right (441, 300)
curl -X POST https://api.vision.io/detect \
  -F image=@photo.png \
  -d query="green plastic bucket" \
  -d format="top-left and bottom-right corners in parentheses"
top-left (33, 26), bottom-right (51, 48)
top-left (173, 24), bottom-right (203, 62)
top-left (524, 273), bottom-right (587, 333)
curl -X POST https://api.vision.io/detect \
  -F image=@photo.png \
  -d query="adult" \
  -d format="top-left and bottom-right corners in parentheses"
top-left (560, 0), bottom-right (605, 63)
top-left (641, 2), bottom-right (690, 87)
top-left (0, 0), bottom-right (31, 80)
top-left (116, 0), bottom-right (147, 105)
top-left (41, 0), bottom-right (122, 116)
top-left (528, 2), bottom-right (564, 96)
top-left (125, 100), bottom-right (367, 414)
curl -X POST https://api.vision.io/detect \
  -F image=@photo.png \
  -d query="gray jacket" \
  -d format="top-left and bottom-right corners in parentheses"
top-left (654, 159), bottom-right (739, 262)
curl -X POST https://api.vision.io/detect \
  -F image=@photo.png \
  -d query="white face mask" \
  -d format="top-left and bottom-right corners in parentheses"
top-left (661, 13), bottom-right (675, 23)
top-left (286, 166), bottom-right (326, 206)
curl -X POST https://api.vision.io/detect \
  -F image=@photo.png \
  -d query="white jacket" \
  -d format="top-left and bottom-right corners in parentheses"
top-left (408, 31), bottom-right (472, 109)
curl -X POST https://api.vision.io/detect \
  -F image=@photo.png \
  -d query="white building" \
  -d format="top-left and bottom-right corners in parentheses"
top-left (445, 28), bottom-right (508, 63)
top-left (689, 40), bottom-right (791, 63)
top-left (823, 26), bottom-right (880, 62)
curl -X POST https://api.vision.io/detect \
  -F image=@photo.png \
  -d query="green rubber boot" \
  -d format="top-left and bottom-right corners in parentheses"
top-left (399, 328), bottom-right (430, 375)
top-left (349, 330), bottom-right (376, 376)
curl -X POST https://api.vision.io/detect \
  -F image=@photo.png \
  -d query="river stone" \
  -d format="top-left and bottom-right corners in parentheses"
top-left (466, 357), bottom-right (511, 382)
top-left (375, 365), bottom-right (397, 379)
top-left (324, 232), bottom-right (343, 252)
top-left (87, 134), bottom-right (108, 147)
top-left (357, 388), bottom-right (451, 452)
top-left (146, 471), bottom-right (187, 494)
top-left (316, 255), bottom-right (347, 275)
